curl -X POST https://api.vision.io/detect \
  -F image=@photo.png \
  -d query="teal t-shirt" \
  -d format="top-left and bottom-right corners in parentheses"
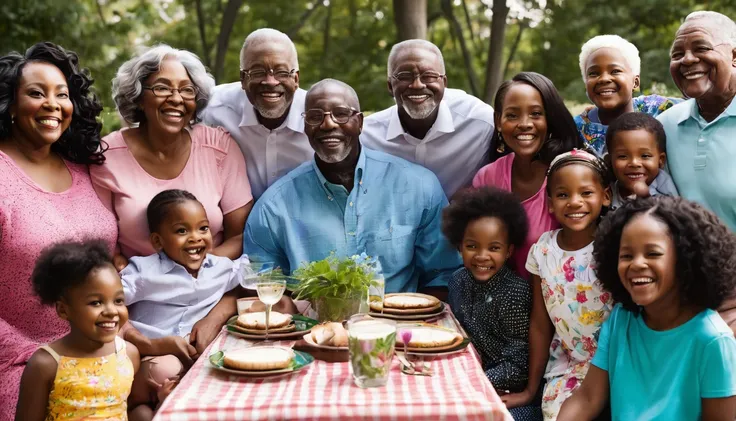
top-left (592, 304), bottom-right (736, 421)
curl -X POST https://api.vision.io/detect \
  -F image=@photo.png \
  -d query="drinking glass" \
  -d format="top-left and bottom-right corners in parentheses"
top-left (255, 278), bottom-right (286, 340)
top-left (347, 315), bottom-right (396, 388)
top-left (240, 260), bottom-right (276, 290)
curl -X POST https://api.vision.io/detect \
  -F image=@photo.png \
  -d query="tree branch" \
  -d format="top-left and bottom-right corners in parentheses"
top-left (482, 0), bottom-right (509, 102)
top-left (287, 3), bottom-right (323, 39)
top-left (213, 0), bottom-right (244, 82)
top-left (95, 0), bottom-right (106, 25)
top-left (503, 21), bottom-right (526, 78)
top-left (440, 0), bottom-right (480, 97)
top-left (460, 0), bottom-right (478, 51)
top-left (321, 2), bottom-right (332, 78)
top-left (194, 0), bottom-right (211, 68)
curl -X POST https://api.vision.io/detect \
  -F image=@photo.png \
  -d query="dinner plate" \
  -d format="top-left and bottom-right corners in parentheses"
top-left (231, 323), bottom-right (296, 335)
top-left (396, 325), bottom-right (466, 352)
top-left (224, 315), bottom-right (312, 340)
top-left (370, 293), bottom-right (441, 312)
top-left (369, 303), bottom-right (446, 320)
top-left (208, 349), bottom-right (314, 377)
top-left (302, 333), bottom-right (349, 351)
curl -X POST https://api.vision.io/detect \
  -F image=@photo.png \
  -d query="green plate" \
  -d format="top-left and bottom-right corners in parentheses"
top-left (208, 348), bottom-right (314, 377)
top-left (225, 314), bottom-right (318, 340)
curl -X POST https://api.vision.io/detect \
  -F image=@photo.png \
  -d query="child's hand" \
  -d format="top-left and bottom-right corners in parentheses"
top-left (501, 389), bottom-right (534, 409)
top-left (146, 376), bottom-right (179, 407)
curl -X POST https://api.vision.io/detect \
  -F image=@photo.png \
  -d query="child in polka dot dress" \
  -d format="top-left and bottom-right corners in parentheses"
top-left (443, 187), bottom-right (541, 421)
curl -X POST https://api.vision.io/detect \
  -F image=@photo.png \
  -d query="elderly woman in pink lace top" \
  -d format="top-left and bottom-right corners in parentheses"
top-left (0, 43), bottom-right (117, 420)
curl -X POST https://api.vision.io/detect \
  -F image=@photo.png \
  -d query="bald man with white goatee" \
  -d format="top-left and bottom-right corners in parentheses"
top-left (202, 28), bottom-right (312, 199)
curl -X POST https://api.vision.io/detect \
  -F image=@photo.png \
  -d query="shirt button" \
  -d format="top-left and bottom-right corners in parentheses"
top-left (271, 172), bottom-right (276, 177)
top-left (348, 231), bottom-right (356, 236)
top-left (349, 201), bottom-right (353, 207)
top-left (328, 196), bottom-right (333, 201)
top-left (698, 138), bottom-right (705, 143)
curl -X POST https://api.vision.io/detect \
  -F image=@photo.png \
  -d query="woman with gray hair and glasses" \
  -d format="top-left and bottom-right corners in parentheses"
top-left (91, 44), bottom-right (253, 268)
top-left (89, 46), bottom-right (253, 418)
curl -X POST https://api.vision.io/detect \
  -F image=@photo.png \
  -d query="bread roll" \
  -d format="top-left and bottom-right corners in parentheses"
top-left (223, 346), bottom-right (293, 371)
top-left (310, 322), bottom-right (348, 347)
top-left (236, 311), bottom-right (292, 330)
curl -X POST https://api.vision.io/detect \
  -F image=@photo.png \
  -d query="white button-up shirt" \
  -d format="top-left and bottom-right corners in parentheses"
top-left (201, 82), bottom-right (314, 199)
top-left (361, 88), bottom-right (494, 198)
top-left (121, 252), bottom-right (242, 339)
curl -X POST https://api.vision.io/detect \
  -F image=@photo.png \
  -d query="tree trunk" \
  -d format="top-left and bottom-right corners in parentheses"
top-left (393, 0), bottom-right (427, 40)
top-left (483, 0), bottom-right (509, 102)
top-left (213, 0), bottom-right (244, 83)
top-left (194, 0), bottom-right (211, 68)
top-left (321, 3), bottom-right (332, 79)
top-left (503, 22), bottom-right (526, 78)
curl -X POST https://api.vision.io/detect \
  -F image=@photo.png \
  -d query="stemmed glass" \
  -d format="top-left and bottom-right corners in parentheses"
top-left (255, 277), bottom-right (286, 340)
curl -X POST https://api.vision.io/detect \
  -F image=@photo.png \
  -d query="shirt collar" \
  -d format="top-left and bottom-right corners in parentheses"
top-left (385, 99), bottom-right (455, 141)
top-left (238, 89), bottom-right (306, 133)
top-left (157, 251), bottom-right (215, 275)
top-left (311, 145), bottom-right (367, 198)
top-left (680, 96), bottom-right (736, 124)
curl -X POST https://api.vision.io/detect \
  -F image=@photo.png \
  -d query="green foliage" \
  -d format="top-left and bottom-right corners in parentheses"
top-left (292, 253), bottom-right (378, 301)
top-left (348, 330), bottom-right (396, 380)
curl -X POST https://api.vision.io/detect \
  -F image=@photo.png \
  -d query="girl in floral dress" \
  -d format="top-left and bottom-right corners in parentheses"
top-left (15, 240), bottom-right (142, 421)
top-left (519, 149), bottom-right (614, 420)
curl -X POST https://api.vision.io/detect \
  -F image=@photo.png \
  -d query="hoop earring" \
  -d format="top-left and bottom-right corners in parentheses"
top-left (10, 115), bottom-right (15, 124)
top-left (496, 132), bottom-right (505, 153)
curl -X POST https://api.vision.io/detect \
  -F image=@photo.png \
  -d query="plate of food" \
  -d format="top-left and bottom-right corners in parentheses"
top-left (208, 346), bottom-right (314, 377)
top-left (224, 312), bottom-right (314, 340)
top-left (396, 324), bottom-right (467, 352)
top-left (370, 293), bottom-right (446, 320)
top-left (302, 322), bottom-right (349, 351)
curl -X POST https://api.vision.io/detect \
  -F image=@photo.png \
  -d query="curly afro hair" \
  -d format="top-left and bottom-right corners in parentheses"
top-left (442, 187), bottom-right (528, 250)
top-left (0, 42), bottom-right (105, 165)
top-left (593, 196), bottom-right (736, 314)
top-left (32, 239), bottom-right (115, 305)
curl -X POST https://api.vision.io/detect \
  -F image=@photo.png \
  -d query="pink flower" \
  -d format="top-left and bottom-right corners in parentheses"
top-left (562, 257), bottom-right (575, 282)
top-left (360, 339), bottom-right (374, 354)
top-left (399, 329), bottom-right (413, 345)
top-left (565, 377), bottom-right (579, 390)
top-left (576, 291), bottom-right (588, 303)
top-left (600, 292), bottom-right (611, 304)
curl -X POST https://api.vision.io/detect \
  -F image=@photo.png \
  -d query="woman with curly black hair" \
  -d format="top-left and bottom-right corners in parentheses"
top-left (558, 196), bottom-right (736, 421)
top-left (0, 42), bottom-right (117, 420)
top-left (442, 187), bottom-right (541, 420)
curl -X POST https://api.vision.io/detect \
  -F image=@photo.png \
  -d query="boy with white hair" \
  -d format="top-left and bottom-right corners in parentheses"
top-left (575, 34), bottom-right (681, 157)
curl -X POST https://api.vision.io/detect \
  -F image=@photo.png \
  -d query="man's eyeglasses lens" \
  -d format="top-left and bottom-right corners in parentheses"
top-left (149, 85), bottom-right (197, 100)
top-left (393, 71), bottom-right (443, 84)
top-left (304, 107), bottom-right (356, 126)
top-left (245, 69), bottom-right (294, 82)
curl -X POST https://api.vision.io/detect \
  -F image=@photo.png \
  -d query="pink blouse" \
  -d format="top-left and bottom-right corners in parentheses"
top-left (0, 152), bottom-right (118, 418)
top-left (90, 124), bottom-right (253, 258)
top-left (472, 153), bottom-right (559, 280)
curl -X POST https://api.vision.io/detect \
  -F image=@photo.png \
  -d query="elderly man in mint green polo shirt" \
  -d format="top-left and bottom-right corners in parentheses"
top-left (658, 10), bottom-right (736, 334)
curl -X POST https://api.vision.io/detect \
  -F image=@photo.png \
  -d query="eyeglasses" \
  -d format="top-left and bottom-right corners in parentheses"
top-left (241, 68), bottom-right (297, 83)
top-left (302, 106), bottom-right (361, 126)
top-left (391, 71), bottom-right (445, 84)
top-left (143, 85), bottom-right (198, 100)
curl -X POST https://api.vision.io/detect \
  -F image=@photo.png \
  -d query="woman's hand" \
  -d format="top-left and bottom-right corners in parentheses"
top-left (189, 316), bottom-right (223, 356)
top-left (501, 389), bottom-right (534, 409)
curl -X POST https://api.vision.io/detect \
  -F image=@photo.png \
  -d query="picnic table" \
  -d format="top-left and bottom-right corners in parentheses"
top-left (154, 309), bottom-right (513, 421)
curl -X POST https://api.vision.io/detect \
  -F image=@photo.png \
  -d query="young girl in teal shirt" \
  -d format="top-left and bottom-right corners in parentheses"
top-left (558, 196), bottom-right (736, 420)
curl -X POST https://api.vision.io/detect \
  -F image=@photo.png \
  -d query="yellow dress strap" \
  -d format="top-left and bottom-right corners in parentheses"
top-left (115, 336), bottom-right (126, 354)
top-left (39, 345), bottom-right (60, 362)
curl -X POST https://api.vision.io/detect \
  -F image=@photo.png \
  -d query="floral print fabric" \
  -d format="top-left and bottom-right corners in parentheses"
top-left (574, 94), bottom-right (681, 157)
top-left (42, 337), bottom-right (134, 420)
top-left (525, 230), bottom-right (613, 421)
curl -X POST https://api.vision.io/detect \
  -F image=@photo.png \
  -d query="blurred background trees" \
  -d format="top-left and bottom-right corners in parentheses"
top-left (2, 0), bottom-right (733, 133)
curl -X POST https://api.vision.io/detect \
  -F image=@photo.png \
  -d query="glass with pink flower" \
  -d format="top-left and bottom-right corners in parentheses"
top-left (347, 315), bottom-right (396, 388)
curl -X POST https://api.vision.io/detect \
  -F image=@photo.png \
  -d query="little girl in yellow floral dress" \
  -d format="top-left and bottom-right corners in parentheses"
top-left (15, 240), bottom-right (140, 421)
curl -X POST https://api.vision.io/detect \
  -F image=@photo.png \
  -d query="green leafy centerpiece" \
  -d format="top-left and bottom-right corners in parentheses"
top-left (292, 253), bottom-right (380, 322)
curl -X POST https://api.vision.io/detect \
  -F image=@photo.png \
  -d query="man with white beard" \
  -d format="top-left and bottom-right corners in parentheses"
top-left (202, 28), bottom-right (313, 199)
top-left (361, 39), bottom-right (495, 198)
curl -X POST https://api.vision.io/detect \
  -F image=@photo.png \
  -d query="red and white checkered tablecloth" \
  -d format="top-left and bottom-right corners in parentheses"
top-left (154, 316), bottom-right (513, 421)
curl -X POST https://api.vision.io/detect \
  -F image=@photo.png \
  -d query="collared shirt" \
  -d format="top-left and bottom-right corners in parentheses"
top-left (658, 98), bottom-right (736, 230)
top-left (201, 82), bottom-right (314, 199)
top-left (610, 169), bottom-right (679, 209)
top-left (120, 252), bottom-right (242, 339)
top-left (361, 88), bottom-right (494, 198)
top-left (243, 147), bottom-right (462, 293)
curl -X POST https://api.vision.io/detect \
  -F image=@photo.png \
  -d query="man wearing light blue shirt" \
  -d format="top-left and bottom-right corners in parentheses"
top-left (244, 79), bottom-right (461, 295)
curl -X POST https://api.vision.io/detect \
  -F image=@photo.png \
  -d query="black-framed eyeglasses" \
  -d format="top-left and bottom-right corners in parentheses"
top-left (391, 71), bottom-right (445, 84)
top-left (143, 85), bottom-right (198, 100)
top-left (240, 68), bottom-right (297, 83)
top-left (302, 106), bottom-right (361, 126)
